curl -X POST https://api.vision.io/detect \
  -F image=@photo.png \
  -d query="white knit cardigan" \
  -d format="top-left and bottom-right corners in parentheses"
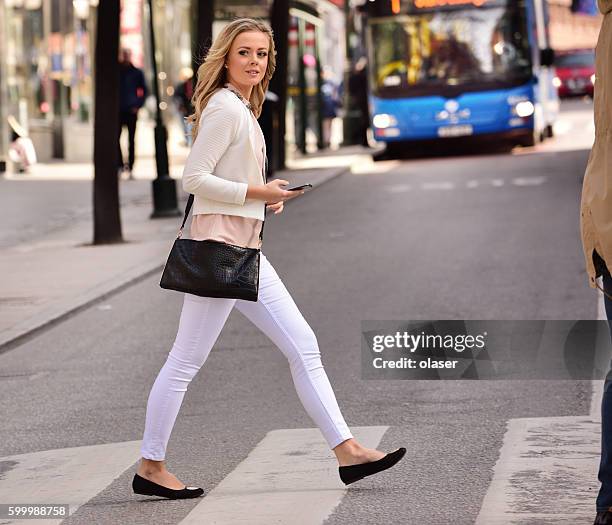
top-left (182, 87), bottom-right (267, 220)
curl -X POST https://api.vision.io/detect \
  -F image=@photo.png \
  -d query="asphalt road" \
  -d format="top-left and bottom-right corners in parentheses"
top-left (0, 98), bottom-right (599, 524)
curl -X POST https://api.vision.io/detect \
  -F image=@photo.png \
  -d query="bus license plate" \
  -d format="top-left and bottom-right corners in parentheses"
top-left (437, 125), bottom-right (473, 137)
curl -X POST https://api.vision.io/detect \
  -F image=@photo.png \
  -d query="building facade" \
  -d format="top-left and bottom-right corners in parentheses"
top-left (548, 0), bottom-right (602, 49)
top-left (1, 0), bottom-right (98, 168)
top-left (0, 0), bottom-right (346, 172)
top-left (0, 0), bottom-right (601, 173)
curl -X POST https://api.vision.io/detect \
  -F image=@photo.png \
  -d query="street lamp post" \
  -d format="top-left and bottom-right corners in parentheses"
top-left (147, 0), bottom-right (180, 218)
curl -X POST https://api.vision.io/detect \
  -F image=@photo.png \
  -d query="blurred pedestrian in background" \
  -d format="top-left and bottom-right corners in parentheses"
top-left (321, 66), bottom-right (341, 149)
top-left (118, 48), bottom-right (147, 179)
top-left (7, 115), bottom-right (36, 173)
top-left (578, 1), bottom-right (612, 523)
top-left (173, 68), bottom-right (195, 147)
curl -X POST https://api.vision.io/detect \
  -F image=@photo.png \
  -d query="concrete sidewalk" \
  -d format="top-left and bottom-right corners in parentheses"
top-left (0, 146), bottom-right (376, 353)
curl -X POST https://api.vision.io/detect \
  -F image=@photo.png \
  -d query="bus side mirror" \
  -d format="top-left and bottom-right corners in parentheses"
top-left (540, 48), bottom-right (555, 67)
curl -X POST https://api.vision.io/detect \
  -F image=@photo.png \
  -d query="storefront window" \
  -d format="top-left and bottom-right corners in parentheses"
top-left (71, 0), bottom-right (93, 122)
top-left (287, 13), bottom-right (323, 153)
top-left (5, 1), bottom-right (48, 124)
top-left (140, 0), bottom-right (192, 121)
top-left (4, 0), bottom-right (98, 128)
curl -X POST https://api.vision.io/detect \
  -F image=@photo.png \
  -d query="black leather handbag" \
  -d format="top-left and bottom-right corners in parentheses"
top-left (159, 194), bottom-right (263, 302)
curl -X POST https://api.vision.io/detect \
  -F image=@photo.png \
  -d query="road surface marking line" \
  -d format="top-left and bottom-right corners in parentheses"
top-left (383, 184), bottom-right (412, 193)
top-left (512, 176), bottom-right (547, 186)
top-left (0, 441), bottom-right (141, 525)
top-left (179, 426), bottom-right (389, 525)
top-left (477, 288), bottom-right (606, 523)
top-left (475, 416), bottom-right (600, 524)
top-left (421, 182), bottom-right (455, 191)
top-left (351, 159), bottom-right (400, 174)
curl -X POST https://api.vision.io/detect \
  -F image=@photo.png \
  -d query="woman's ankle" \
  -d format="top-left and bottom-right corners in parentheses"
top-left (139, 458), bottom-right (166, 474)
top-left (333, 439), bottom-right (364, 459)
top-left (336, 438), bottom-right (362, 450)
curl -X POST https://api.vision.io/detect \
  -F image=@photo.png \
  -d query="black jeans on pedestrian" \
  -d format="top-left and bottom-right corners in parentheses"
top-left (118, 111), bottom-right (137, 171)
top-left (597, 267), bottom-right (612, 511)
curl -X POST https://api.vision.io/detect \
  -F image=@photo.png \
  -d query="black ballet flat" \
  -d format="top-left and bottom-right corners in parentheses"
top-left (132, 473), bottom-right (204, 499)
top-left (338, 447), bottom-right (407, 485)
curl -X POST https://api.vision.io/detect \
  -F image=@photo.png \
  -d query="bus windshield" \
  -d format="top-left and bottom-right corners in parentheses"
top-left (369, 3), bottom-right (532, 97)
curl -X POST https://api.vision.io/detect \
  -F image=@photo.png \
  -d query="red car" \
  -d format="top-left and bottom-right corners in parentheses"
top-left (554, 49), bottom-right (595, 98)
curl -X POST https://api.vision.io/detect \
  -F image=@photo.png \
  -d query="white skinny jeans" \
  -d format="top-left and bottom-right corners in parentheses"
top-left (140, 253), bottom-right (354, 460)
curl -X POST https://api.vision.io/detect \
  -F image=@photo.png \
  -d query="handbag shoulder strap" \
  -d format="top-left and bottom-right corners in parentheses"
top-left (177, 194), bottom-right (195, 238)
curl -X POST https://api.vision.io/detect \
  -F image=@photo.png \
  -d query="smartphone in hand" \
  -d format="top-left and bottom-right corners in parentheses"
top-left (286, 183), bottom-right (312, 191)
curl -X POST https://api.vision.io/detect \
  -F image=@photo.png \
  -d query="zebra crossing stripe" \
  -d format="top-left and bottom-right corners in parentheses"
top-left (179, 426), bottom-right (389, 525)
top-left (0, 440), bottom-right (141, 525)
top-left (421, 182), bottom-right (455, 191)
top-left (477, 289), bottom-right (608, 522)
top-left (475, 416), bottom-right (600, 524)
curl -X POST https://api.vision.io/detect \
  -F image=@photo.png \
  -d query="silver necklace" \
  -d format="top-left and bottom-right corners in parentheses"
top-left (224, 83), bottom-right (253, 112)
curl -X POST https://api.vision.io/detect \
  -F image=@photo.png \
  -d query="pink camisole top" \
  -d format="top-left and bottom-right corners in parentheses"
top-left (190, 103), bottom-right (264, 249)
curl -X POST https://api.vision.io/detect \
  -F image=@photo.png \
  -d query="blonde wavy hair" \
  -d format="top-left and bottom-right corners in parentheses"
top-left (187, 18), bottom-right (276, 142)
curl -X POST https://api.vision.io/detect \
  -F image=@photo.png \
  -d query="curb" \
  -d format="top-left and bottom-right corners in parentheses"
top-left (0, 165), bottom-right (350, 354)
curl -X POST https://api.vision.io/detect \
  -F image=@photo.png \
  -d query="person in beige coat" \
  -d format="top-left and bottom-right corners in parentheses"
top-left (579, 2), bottom-right (612, 523)
top-left (581, 0), bottom-right (611, 291)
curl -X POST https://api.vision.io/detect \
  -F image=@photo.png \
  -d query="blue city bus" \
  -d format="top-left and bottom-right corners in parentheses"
top-left (365, 0), bottom-right (559, 150)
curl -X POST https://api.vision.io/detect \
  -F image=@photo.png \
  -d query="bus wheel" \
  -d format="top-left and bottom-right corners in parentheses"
top-left (545, 124), bottom-right (554, 139)
top-left (518, 129), bottom-right (543, 147)
top-left (379, 142), bottom-right (401, 160)
top-left (518, 132), bottom-right (536, 148)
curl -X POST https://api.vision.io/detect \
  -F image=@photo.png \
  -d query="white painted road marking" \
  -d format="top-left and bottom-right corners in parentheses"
top-left (383, 183), bottom-right (412, 193)
top-left (383, 177), bottom-right (549, 193)
top-left (351, 159), bottom-right (400, 174)
top-left (477, 290), bottom-right (608, 524)
top-left (475, 416), bottom-right (600, 524)
top-left (0, 441), bottom-right (141, 525)
top-left (421, 181), bottom-right (455, 191)
top-left (512, 176), bottom-right (547, 186)
top-left (179, 426), bottom-right (390, 525)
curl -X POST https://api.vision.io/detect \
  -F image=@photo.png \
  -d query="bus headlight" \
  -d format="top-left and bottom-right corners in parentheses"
top-left (591, 74), bottom-right (596, 85)
top-left (553, 76), bottom-right (562, 88)
top-left (513, 101), bottom-right (535, 118)
top-left (372, 114), bottom-right (398, 129)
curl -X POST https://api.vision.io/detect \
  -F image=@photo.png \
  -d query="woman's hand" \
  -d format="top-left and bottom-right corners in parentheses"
top-left (267, 201), bottom-right (284, 214)
top-left (263, 179), bottom-right (305, 203)
top-left (246, 179), bottom-right (306, 203)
